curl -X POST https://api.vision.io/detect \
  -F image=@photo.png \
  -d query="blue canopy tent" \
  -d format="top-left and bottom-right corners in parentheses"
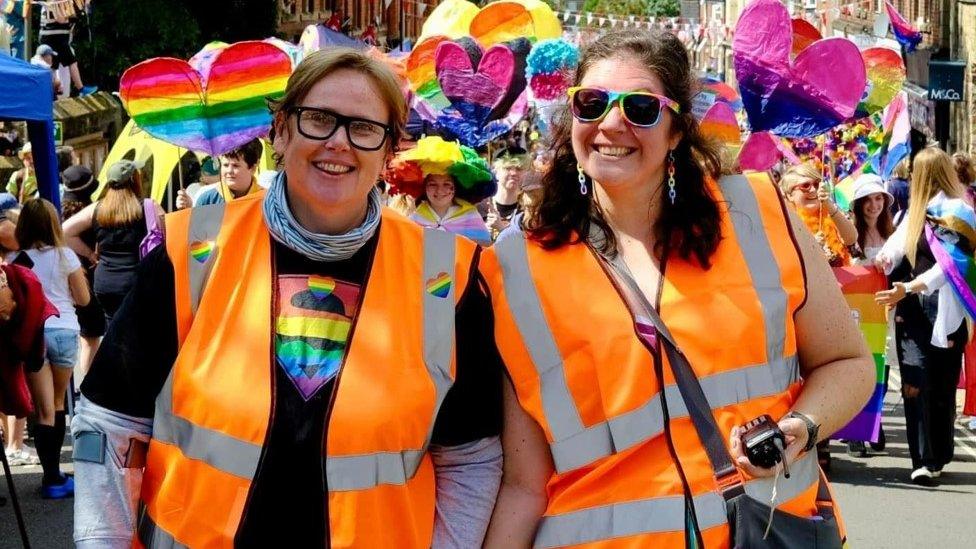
top-left (0, 54), bottom-right (60, 210)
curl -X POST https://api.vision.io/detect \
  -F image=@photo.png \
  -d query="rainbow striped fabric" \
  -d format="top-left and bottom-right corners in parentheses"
top-left (885, 1), bottom-right (922, 53)
top-left (410, 200), bottom-right (492, 246)
top-left (119, 41), bottom-right (291, 157)
top-left (833, 266), bottom-right (888, 442)
top-left (275, 275), bottom-right (358, 401)
top-left (926, 199), bottom-right (976, 321)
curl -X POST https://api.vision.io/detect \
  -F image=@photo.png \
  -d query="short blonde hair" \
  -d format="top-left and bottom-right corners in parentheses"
top-left (779, 162), bottom-right (822, 194)
top-left (268, 48), bottom-right (406, 151)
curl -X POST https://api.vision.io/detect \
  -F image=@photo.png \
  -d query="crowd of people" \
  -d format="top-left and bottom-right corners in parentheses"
top-left (0, 28), bottom-right (974, 548)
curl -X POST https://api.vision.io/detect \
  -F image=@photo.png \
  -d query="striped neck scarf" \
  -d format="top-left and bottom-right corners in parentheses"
top-left (262, 170), bottom-right (381, 262)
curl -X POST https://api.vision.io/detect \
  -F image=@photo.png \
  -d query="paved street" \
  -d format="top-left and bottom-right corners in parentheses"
top-left (830, 368), bottom-right (976, 548)
top-left (3, 378), bottom-right (975, 548)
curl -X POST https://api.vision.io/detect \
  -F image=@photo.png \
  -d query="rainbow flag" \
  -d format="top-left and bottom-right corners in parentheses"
top-left (869, 92), bottom-right (910, 179)
top-left (926, 199), bottom-right (976, 320)
top-left (832, 266), bottom-right (888, 442)
top-left (885, 1), bottom-right (922, 53)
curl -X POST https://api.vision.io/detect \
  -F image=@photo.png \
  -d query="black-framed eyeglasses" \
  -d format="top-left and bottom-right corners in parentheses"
top-left (289, 106), bottom-right (391, 151)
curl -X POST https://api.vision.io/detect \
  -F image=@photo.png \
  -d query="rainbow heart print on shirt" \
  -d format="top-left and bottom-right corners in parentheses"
top-left (307, 275), bottom-right (336, 300)
top-left (189, 240), bottom-right (216, 263)
top-left (426, 272), bottom-right (452, 298)
top-left (275, 275), bottom-right (361, 401)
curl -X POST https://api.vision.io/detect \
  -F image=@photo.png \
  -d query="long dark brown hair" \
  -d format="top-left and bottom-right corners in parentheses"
top-left (852, 195), bottom-right (894, 257)
top-left (526, 30), bottom-right (723, 267)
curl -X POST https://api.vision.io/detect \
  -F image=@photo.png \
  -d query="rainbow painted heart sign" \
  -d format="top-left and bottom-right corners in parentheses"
top-left (119, 41), bottom-right (292, 157)
top-left (733, 0), bottom-right (866, 138)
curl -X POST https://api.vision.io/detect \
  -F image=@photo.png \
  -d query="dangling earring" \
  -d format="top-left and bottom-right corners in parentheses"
top-left (577, 163), bottom-right (588, 196)
top-left (667, 150), bottom-right (677, 205)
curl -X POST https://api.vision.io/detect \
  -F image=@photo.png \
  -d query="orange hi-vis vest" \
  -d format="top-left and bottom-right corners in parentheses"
top-left (483, 174), bottom-right (843, 548)
top-left (136, 192), bottom-right (478, 548)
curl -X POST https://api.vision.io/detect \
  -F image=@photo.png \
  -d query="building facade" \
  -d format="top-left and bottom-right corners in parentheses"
top-left (277, 0), bottom-right (441, 48)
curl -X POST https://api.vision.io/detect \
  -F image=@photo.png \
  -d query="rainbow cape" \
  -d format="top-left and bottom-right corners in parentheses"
top-left (925, 199), bottom-right (976, 321)
top-left (410, 200), bottom-right (491, 246)
top-left (885, 1), bottom-right (922, 53)
top-left (832, 266), bottom-right (888, 442)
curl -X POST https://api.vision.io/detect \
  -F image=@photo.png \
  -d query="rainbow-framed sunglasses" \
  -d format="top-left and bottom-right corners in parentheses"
top-left (567, 86), bottom-right (681, 128)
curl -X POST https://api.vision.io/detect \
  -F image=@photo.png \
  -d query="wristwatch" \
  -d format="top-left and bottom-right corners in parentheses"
top-left (786, 411), bottom-right (820, 452)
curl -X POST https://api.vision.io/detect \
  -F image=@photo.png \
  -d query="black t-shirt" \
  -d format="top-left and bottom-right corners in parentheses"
top-left (81, 230), bottom-right (503, 547)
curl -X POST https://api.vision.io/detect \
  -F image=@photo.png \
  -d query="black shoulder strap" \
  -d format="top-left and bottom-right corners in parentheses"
top-left (598, 250), bottom-right (746, 500)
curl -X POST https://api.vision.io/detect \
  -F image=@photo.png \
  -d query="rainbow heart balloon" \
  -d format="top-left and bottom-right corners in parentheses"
top-left (120, 41), bottom-right (292, 157)
top-left (852, 47), bottom-right (906, 120)
top-left (700, 103), bottom-right (741, 147)
top-left (733, 0), bottom-right (866, 138)
top-left (426, 272), bottom-right (453, 299)
top-left (407, 0), bottom-right (560, 148)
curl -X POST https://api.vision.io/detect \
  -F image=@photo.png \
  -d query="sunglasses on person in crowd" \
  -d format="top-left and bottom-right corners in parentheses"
top-left (567, 87), bottom-right (681, 128)
top-left (792, 180), bottom-right (820, 193)
top-left (289, 106), bottom-right (391, 151)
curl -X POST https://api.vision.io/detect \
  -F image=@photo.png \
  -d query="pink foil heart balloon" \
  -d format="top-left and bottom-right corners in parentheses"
top-left (738, 131), bottom-right (800, 172)
top-left (435, 38), bottom-right (516, 123)
top-left (733, 0), bottom-right (866, 138)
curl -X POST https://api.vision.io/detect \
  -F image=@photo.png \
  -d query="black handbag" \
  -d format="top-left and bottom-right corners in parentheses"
top-left (595, 249), bottom-right (845, 549)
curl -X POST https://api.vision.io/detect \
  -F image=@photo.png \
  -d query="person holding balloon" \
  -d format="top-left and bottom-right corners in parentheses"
top-left (174, 139), bottom-right (265, 210)
top-left (71, 49), bottom-right (503, 547)
top-left (781, 162), bottom-right (858, 267)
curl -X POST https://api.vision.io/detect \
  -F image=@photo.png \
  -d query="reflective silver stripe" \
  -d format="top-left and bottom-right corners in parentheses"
top-left (534, 452), bottom-right (819, 548)
top-left (152, 367), bottom-right (262, 480)
top-left (494, 230), bottom-right (584, 442)
top-left (138, 506), bottom-right (189, 549)
top-left (719, 175), bottom-right (789, 368)
top-left (325, 227), bottom-right (457, 491)
top-left (549, 355), bottom-right (799, 472)
top-left (186, 202), bottom-right (226, 315)
top-left (495, 200), bottom-right (799, 473)
top-left (327, 449), bottom-right (425, 491)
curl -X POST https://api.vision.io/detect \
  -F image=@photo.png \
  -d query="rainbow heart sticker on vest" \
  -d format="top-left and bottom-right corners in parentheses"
top-left (189, 240), bottom-right (215, 263)
top-left (426, 272), bottom-right (452, 298)
top-left (308, 275), bottom-right (336, 300)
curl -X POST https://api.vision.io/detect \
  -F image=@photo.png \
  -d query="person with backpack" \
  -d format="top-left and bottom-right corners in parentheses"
top-left (63, 160), bottom-right (163, 324)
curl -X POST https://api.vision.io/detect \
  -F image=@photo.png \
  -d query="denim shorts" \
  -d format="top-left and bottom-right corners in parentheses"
top-left (44, 328), bottom-right (79, 369)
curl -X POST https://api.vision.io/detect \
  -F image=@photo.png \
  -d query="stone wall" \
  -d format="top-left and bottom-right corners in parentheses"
top-left (954, 3), bottom-right (976, 154)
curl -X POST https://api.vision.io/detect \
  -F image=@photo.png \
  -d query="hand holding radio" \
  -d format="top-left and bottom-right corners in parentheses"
top-left (729, 413), bottom-right (815, 479)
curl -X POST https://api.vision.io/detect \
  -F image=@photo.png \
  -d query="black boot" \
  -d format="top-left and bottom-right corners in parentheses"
top-left (870, 425), bottom-right (886, 451)
top-left (32, 423), bottom-right (62, 486)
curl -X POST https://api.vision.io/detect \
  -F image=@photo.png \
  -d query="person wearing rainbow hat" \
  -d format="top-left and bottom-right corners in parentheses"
top-left (386, 136), bottom-right (495, 246)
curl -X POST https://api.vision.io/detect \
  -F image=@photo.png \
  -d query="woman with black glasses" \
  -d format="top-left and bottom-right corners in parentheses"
top-left (482, 31), bottom-right (874, 547)
top-left (72, 49), bottom-right (503, 548)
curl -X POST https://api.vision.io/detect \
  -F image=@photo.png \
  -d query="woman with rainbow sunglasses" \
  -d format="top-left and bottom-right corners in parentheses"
top-left (482, 30), bottom-right (874, 548)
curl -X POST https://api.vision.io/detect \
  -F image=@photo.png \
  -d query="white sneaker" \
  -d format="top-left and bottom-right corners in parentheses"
top-left (6, 448), bottom-right (40, 467)
top-left (911, 467), bottom-right (936, 485)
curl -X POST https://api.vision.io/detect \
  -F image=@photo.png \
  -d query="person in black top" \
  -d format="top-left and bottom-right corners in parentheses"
top-left (72, 49), bottom-right (503, 548)
top-left (875, 147), bottom-right (970, 486)
top-left (63, 160), bottom-right (163, 324)
top-left (60, 165), bottom-right (105, 374)
top-left (483, 147), bottom-right (529, 240)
